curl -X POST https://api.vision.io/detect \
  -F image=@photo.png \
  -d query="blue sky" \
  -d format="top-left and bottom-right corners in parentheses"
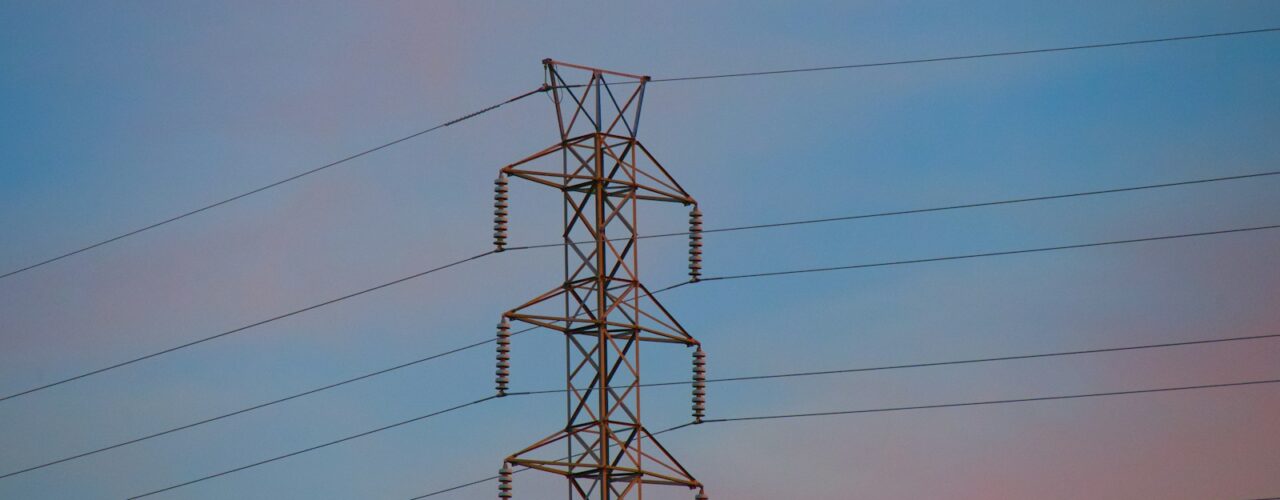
top-left (1, 2), bottom-right (1278, 499)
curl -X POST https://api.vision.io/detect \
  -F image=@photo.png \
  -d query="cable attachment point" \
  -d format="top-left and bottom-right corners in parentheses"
top-left (494, 173), bottom-right (509, 251)
top-left (496, 317), bottom-right (511, 396)
top-left (692, 347), bottom-right (707, 423)
top-left (688, 207), bottom-right (703, 281)
top-left (498, 463), bottom-right (513, 499)
top-left (695, 490), bottom-right (709, 500)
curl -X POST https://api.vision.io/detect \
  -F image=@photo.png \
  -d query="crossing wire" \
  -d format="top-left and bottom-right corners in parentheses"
top-left (412, 378), bottom-right (1280, 498)
top-left (0, 87), bottom-right (546, 282)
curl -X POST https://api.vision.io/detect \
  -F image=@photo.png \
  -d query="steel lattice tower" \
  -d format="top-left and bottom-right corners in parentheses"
top-left (490, 59), bottom-right (708, 500)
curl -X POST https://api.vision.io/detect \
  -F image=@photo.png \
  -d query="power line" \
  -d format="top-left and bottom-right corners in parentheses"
top-left (411, 475), bottom-right (501, 499)
top-left (508, 169), bottom-right (1280, 248)
top-left (9, 26), bottom-right (1276, 493)
top-left (510, 332), bottom-right (1280, 395)
top-left (13, 327), bottom-right (1271, 480)
top-left (126, 396), bottom-right (497, 500)
top-left (641, 170), bottom-right (1280, 240)
top-left (650, 27), bottom-right (1280, 83)
top-left (700, 378), bottom-right (1280, 423)
top-left (414, 378), bottom-right (1280, 497)
top-left (6, 175), bottom-right (1274, 403)
top-left (86, 231), bottom-right (1280, 495)
top-left (10, 26), bottom-right (1278, 283)
top-left (0, 234), bottom-right (629, 405)
top-left (0, 251), bottom-right (496, 404)
top-left (0, 87), bottom-right (546, 282)
top-left (113, 341), bottom-right (1280, 498)
top-left (109, 331), bottom-right (1276, 496)
top-left (3, 64), bottom-right (1275, 407)
top-left (118, 324), bottom-right (669, 498)
top-left (4, 282), bottom-right (682, 483)
top-left (0, 326), bottom-right (538, 480)
top-left (696, 224), bottom-right (1280, 283)
top-left (6, 218), bottom-right (1273, 405)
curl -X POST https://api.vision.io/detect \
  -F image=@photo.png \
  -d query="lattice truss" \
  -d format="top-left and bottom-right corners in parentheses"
top-left (491, 60), bottom-right (708, 500)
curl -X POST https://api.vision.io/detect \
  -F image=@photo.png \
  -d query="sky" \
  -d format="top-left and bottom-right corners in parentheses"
top-left (1, 1), bottom-right (1278, 499)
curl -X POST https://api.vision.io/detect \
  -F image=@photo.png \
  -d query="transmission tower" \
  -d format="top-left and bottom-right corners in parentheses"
top-left (490, 59), bottom-right (709, 500)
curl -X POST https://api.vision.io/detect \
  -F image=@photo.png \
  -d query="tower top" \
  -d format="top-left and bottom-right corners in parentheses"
top-left (543, 58), bottom-right (650, 81)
